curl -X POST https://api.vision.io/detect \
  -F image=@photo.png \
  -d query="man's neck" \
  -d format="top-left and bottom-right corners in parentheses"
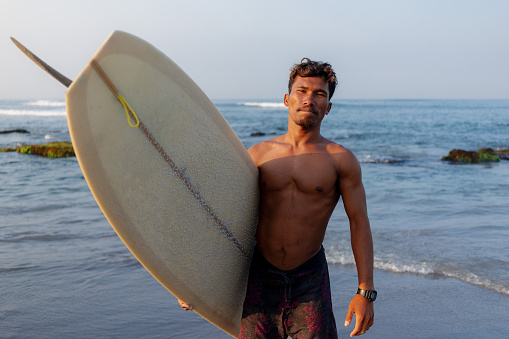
top-left (285, 122), bottom-right (323, 147)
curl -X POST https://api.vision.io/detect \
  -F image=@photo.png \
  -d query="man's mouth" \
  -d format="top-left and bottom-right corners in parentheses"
top-left (298, 107), bottom-right (317, 114)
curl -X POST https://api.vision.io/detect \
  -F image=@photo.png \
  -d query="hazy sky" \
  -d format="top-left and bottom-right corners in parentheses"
top-left (1, 0), bottom-right (508, 100)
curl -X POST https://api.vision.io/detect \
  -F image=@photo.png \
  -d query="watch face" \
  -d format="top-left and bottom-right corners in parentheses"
top-left (369, 291), bottom-right (377, 301)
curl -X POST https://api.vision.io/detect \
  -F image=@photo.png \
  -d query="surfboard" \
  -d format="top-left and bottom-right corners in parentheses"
top-left (65, 31), bottom-right (259, 337)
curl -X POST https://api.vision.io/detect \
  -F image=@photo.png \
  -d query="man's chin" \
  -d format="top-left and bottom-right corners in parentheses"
top-left (296, 120), bottom-right (317, 129)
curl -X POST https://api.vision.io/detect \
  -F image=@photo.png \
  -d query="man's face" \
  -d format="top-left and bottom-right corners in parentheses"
top-left (284, 76), bottom-right (332, 130)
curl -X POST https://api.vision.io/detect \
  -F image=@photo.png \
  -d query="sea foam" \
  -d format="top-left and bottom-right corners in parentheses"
top-left (238, 102), bottom-right (286, 109)
top-left (326, 248), bottom-right (509, 296)
top-left (24, 100), bottom-right (66, 107)
top-left (0, 109), bottom-right (66, 117)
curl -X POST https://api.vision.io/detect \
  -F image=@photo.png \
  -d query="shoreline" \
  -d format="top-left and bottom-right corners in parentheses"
top-left (329, 265), bottom-right (508, 339)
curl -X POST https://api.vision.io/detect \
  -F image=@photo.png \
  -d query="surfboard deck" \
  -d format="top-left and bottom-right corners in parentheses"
top-left (65, 31), bottom-right (259, 337)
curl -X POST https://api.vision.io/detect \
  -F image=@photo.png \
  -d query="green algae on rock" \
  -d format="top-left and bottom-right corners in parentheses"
top-left (17, 142), bottom-right (75, 158)
top-left (494, 149), bottom-right (509, 160)
top-left (0, 142), bottom-right (75, 158)
top-left (442, 148), bottom-right (500, 163)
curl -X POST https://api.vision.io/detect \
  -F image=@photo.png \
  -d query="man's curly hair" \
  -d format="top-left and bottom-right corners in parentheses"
top-left (288, 58), bottom-right (338, 100)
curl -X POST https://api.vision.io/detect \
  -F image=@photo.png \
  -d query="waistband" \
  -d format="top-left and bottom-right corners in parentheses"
top-left (252, 245), bottom-right (326, 275)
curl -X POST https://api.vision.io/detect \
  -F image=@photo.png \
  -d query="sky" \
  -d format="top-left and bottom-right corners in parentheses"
top-left (1, 0), bottom-right (508, 100)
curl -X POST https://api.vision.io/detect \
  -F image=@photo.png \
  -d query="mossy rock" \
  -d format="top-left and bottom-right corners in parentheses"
top-left (494, 149), bottom-right (509, 160)
top-left (442, 148), bottom-right (500, 163)
top-left (16, 142), bottom-right (75, 158)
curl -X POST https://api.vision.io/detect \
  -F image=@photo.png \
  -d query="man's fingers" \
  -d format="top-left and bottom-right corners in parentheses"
top-left (349, 315), bottom-right (364, 337)
top-left (178, 299), bottom-right (194, 311)
top-left (344, 308), bottom-right (353, 327)
top-left (349, 314), bottom-right (374, 337)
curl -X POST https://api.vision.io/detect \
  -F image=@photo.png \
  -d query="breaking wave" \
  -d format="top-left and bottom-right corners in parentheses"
top-left (238, 102), bottom-right (286, 109)
top-left (0, 109), bottom-right (66, 117)
top-left (325, 247), bottom-right (509, 296)
top-left (24, 100), bottom-right (66, 107)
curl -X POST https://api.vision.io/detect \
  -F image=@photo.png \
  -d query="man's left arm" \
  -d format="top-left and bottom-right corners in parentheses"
top-left (337, 151), bottom-right (374, 337)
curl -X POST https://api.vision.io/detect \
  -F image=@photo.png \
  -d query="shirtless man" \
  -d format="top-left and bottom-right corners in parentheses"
top-left (180, 58), bottom-right (375, 338)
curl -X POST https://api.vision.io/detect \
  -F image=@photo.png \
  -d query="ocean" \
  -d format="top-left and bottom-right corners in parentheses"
top-left (1, 99), bottom-right (508, 338)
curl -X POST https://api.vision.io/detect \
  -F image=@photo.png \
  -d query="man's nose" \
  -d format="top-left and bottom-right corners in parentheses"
top-left (302, 93), bottom-right (315, 106)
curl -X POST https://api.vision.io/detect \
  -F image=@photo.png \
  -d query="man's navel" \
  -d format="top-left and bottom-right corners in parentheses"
top-left (315, 186), bottom-right (324, 192)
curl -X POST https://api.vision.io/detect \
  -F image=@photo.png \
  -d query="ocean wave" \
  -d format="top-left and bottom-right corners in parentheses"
top-left (326, 249), bottom-right (433, 275)
top-left (0, 109), bottom-right (66, 117)
top-left (0, 265), bottom-right (40, 273)
top-left (374, 259), bottom-right (435, 275)
top-left (325, 247), bottom-right (509, 296)
top-left (24, 100), bottom-right (65, 107)
top-left (373, 258), bottom-right (509, 295)
top-left (238, 102), bottom-right (286, 109)
top-left (326, 253), bottom-right (356, 266)
top-left (439, 270), bottom-right (509, 296)
top-left (358, 154), bottom-right (406, 164)
top-left (1, 233), bottom-right (76, 243)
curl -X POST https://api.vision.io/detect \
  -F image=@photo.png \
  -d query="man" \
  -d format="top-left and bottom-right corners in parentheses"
top-left (180, 58), bottom-right (375, 338)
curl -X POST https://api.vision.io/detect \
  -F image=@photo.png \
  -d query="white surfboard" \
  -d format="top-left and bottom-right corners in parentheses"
top-left (65, 31), bottom-right (259, 337)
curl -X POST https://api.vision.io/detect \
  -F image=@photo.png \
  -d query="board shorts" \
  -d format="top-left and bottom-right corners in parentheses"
top-left (239, 246), bottom-right (337, 339)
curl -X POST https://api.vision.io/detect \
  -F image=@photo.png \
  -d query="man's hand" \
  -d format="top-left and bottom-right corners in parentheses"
top-left (178, 299), bottom-right (194, 311)
top-left (344, 294), bottom-right (374, 337)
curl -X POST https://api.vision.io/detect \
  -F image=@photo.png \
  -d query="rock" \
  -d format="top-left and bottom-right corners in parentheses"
top-left (494, 149), bottom-right (509, 160)
top-left (250, 131), bottom-right (277, 137)
top-left (0, 129), bottom-right (30, 134)
top-left (0, 142), bottom-right (75, 158)
top-left (0, 148), bottom-right (17, 152)
top-left (442, 148), bottom-right (500, 163)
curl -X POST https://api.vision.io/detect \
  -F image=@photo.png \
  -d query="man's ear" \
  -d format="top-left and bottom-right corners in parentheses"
top-left (325, 102), bottom-right (332, 115)
top-left (284, 94), bottom-right (289, 107)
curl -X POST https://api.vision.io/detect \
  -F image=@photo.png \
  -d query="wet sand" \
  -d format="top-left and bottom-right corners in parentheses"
top-left (329, 265), bottom-right (508, 339)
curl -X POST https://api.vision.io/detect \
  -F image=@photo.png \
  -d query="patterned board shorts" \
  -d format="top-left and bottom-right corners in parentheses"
top-left (239, 246), bottom-right (338, 339)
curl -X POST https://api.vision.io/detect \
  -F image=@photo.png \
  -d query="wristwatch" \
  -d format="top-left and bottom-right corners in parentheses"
top-left (357, 288), bottom-right (377, 302)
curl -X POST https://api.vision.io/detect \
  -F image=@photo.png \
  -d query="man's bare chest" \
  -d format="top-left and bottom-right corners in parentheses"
top-left (258, 153), bottom-right (338, 194)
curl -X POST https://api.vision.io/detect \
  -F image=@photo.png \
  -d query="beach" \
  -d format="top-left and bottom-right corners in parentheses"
top-left (1, 99), bottom-right (508, 338)
top-left (3, 253), bottom-right (507, 338)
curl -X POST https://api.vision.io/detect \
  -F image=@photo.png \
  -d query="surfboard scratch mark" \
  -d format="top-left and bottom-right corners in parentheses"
top-left (135, 118), bottom-right (250, 259)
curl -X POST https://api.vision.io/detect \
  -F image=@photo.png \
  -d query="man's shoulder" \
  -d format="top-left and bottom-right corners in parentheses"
top-left (248, 136), bottom-right (286, 165)
top-left (249, 137), bottom-right (280, 153)
top-left (322, 139), bottom-right (353, 157)
top-left (250, 135), bottom-right (290, 150)
top-left (319, 140), bottom-right (361, 176)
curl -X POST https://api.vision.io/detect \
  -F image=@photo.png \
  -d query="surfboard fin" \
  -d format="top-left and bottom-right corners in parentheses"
top-left (11, 37), bottom-right (73, 88)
